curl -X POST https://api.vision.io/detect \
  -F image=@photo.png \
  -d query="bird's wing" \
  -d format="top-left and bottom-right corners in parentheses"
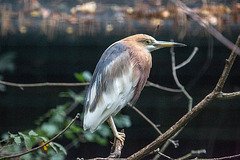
top-left (83, 42), bottom-right (139, 132)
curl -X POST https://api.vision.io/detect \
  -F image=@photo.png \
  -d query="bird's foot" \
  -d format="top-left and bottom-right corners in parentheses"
top-left (115, 131), bottom-right (125, 146)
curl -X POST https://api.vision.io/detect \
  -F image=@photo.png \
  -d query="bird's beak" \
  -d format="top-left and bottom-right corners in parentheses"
top-left (153, 41), bottom-right (186, 48)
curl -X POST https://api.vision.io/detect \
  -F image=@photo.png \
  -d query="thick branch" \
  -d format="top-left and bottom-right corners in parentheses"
top-left (214, 35), bottom-right (240, 92)
top-left (127, 93), bottom-right (214, 160)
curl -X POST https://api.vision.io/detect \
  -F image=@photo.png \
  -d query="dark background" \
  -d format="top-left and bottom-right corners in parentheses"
top-left (0, 0), bottom-right (240, 159)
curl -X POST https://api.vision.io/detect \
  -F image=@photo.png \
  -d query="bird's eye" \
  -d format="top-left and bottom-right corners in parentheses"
top-left (145, 39), bottom-right (152, 45)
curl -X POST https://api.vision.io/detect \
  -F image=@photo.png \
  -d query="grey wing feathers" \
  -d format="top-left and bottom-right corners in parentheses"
top-left (84, 42), bottom-right (128, 113)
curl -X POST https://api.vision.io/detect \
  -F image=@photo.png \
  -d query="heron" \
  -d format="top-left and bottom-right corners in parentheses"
top-left (83, 34), bottom-right (186, 145)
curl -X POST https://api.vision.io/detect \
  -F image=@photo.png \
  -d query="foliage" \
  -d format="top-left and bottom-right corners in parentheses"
top-left (0, 71), bottom-right (132, 159)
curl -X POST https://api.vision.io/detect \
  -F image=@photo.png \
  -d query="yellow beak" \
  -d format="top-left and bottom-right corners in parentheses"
top-left (153, 41), bottom-right (186, 48)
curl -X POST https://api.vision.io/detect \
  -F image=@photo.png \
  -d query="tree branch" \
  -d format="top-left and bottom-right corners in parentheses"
top-left (126, 35), bottom-right (240, 160)
top-left (196, 153), bottom-right (240, 160)
top-left (214, 35), bottom-right (240, 92)
top-left (171, 45), bottom-right (194, 111)
top-left (175, 47), bottom-right (199, 70)
top-left (0, 79), bottom-right (180, 94)
top-left (145, 81), bottom-right (181, 92)
top-left (177, 149), bottom-right (206, 160)
top-left (0, 80), bottom-right (89, 90)
top-left (128, 103), bottom-right (178, 147)
top-left (174, 0), bottom-right (240, 56)
top-left (216, 91), bottom-right (240, 100)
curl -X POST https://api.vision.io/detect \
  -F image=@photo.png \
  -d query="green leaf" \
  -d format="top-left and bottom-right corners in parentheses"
top-left (75, 95), bottom-right (84, 103)
top-left (18, 132), bottom-right (32, 150)
top-left (21, 152), bottom-right (32, 159)
top-left (114, 114), bottom-right (132, 128)
top-left (49, 142), bottom-right (58, 153)
top-left (95, 136), bottom-right (107, 146)
top-left (59, 90), bottom-right (84, 103)
top-left (39, 136), bottom-right (48, 142)
top-left (82, 71), bottom-right (92, 81)
top-left (14, 136), bottom-right (21, 145)
top-left (64, 131), bottom-right (76, 140)
top-left (8, 132), bottom-right (16, 144)
top-left (28, 130), bottom-right (38, 136)
top-left (41, 123), bottom-right (59, 137)
top-left (97, 125), bottom-right (111, 138)
top-left (8, 132), bottom-right (18, 138)
top-left (50, 114), bottom-right (64, 123)
top-left (53, 142), bottom-right (67, 155)
top-left (74, 73), bottom-right (85, 82)
top-left (50, 153), bottom-right (65, 160)
top-left (74, 71), bottom-right (92, 82)
top-left (70, 124), bottom-right (82, 133)
top-left (84, 132), bottom-right (95, 141)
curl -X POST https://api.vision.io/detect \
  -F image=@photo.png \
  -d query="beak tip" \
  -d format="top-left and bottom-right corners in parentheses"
top-left (174, 43), bottom-right (187, 47)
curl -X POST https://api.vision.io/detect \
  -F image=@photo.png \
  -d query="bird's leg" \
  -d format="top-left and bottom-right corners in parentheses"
top-left (107, 116), bottom-right (125, 146)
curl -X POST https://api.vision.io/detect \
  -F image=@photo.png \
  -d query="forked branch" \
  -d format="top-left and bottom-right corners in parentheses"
top-left (126, 35), bottom-right (240, 160)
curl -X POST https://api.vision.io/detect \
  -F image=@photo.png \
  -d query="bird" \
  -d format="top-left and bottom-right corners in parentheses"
top-left (83, 34), bottom-right (186, 145)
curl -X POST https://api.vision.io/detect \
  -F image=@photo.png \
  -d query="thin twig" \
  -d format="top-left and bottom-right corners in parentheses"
top-left (154, 148), bottom-right (174, 160)
top-left (153, 24), bottom-right (160, 38)
top-left (0, 113), bottom-right (80, 159)
top-left (175, 47), bottom-right (198, 70)
top-left (0, 80), bottom-right (89, 90)
top-left (0, 79), bottom-right (181, 94)
top-left (128, 103), bottom-right (162, 135)
top-left (156, 128), bottom-right (181, 159)
top-left (171, 46), bottom-right (193, 111)
top-left (177, 149), bottom-right (206, 160)
top-left (196, 153), bottom-right (240, 160)
top-left (146, 81), bottom-right (181, 92)
top-left (128, 103), bottom-right (178, 147)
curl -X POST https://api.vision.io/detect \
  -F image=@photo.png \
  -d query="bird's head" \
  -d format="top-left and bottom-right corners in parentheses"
top-left (122, 34), bottom-right (186, 52)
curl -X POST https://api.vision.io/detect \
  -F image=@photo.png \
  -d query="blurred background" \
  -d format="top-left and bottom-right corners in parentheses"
top-left (0, 0), bottom-right (240, 159)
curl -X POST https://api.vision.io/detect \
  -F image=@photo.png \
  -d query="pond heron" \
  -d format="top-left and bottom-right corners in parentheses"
top-left (83, 34), bottom-right (186, 145)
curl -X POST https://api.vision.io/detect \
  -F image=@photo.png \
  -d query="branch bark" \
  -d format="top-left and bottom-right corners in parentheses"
top-left (216, 91), bottom-right (240, 99)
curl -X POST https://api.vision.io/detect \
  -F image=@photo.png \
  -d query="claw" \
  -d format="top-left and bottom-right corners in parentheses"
top-left (115, 132), bottom-right (125, 146)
